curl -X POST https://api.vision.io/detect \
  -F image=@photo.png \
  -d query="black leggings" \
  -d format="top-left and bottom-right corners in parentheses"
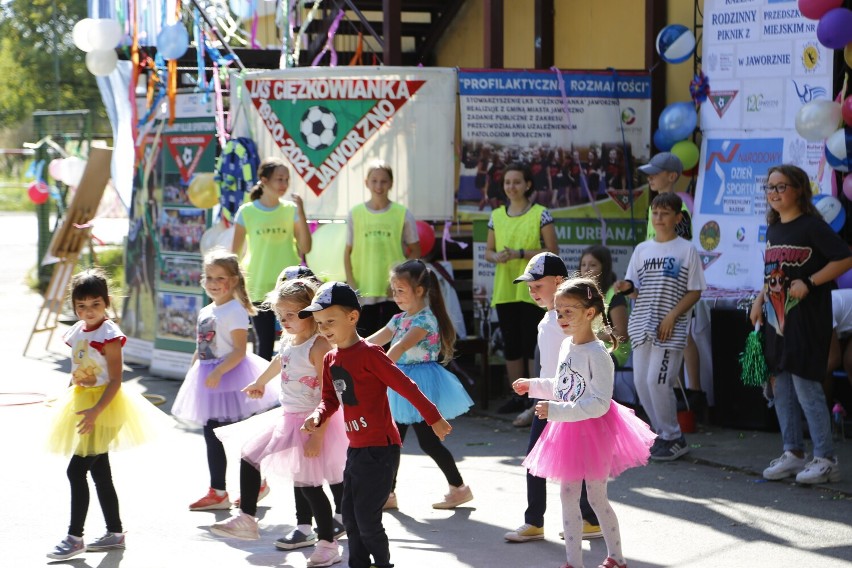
top-left (392, 421), bottom-right (463, 492)
top-left (240, 459), bottom-right (342, 523)
top-left (67, 453), bottom-right (122, 537)
top-left (204, 419), bottom-right (232, 490)
top-left (251, 306), bottom-right (277, 361)
top-left (357, 301), bottom-right (401, 337)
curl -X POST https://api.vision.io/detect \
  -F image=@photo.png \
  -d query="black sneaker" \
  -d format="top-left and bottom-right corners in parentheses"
top-left (332, 518), bottom-right (346, 539)
top-left (497, 396), bottom-right (528, 414)
top-left (650, 436), bottom-right (689, 461)
top-left (274, 528), bottom-right (317, 550)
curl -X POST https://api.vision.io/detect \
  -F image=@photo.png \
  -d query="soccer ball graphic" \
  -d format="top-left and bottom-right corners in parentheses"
top-left (300, 106), bottom-right (338, 150)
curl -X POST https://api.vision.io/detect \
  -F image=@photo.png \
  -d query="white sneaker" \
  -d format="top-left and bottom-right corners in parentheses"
top-left (210, 511), bottom-right (260, 540)
top-left (795, 457), bottom-right (841, 484)
top-left (307, 540), bottom-right (342, 567)
top-left (762, 451), bottom-right (807, 480)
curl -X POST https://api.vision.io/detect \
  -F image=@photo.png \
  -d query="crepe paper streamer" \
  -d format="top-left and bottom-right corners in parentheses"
top-left (441, 221), bottom-right (469, 262)
top-left (739, 323), bottom-right (769, 387)
top-left (311, 9), bottom-right (345, 66)
top-left (294, 0), bottom-right (324, 66)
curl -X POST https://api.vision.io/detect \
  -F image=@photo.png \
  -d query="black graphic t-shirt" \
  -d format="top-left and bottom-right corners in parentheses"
top-left (763, 214), bottom-right (850, 382)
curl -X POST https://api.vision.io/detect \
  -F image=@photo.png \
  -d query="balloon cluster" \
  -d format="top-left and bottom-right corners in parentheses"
top-left (652, 24), bottom-right (700, 173)
top-left (157, 23), bottom-right (190, 60)
top-left (73, 19), bottom-right (123, 76)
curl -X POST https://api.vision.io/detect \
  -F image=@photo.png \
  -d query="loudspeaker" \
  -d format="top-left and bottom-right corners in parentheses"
top-left (710, 308), bottom-right (779, 431)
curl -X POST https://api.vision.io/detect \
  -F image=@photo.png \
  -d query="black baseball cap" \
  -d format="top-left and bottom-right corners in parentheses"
top-left (298, 281), bottom-right (361, 318)
top-left (513, 252), bottom-right (569, 283)
top-left (638, 152), bottom-right (683, 176)
top-left (278, 265), bottom-right (315, 284)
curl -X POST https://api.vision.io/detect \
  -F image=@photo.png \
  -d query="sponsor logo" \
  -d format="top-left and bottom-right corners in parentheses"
top-left (746, 93), bottom-right (781, 112)
top-left (620, 107), bottom-right (636, 125)
top-left (726, 262), bottom-right (748, 276)
top-left (758, 225), bottom-right (767, 243)
top-left (605, 188), bottom-right (645, 212)
top-left (699, 252), bottom-right (722, 270)
top-left (709, 90), bottom-right (738, 118)
top-left (700, 221), bottom-right (721, 252)
top-left (736, 227), bottom-right (746, 242)
top-left (792, 79), bottom-right (827, 103)
top-left (801, 42), bottom-right (820, 74)
top-left (164, 135), bottom-right (214, 183)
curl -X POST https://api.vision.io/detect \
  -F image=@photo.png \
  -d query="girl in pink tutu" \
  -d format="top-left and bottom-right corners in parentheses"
top-left (514, 277), bottom-right (656, 568)
top-left (172, 249), bottom-right (279, 511)
top-left (211, 278), bottom-right (348, 568)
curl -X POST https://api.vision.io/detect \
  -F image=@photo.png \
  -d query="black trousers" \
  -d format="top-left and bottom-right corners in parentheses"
top-left (343, 445), bottom-right (400, 568)
top-left (392, 422), bottom-right (463, 491)
top-left (251, 306), bottom-right (277, 361)
top-left (67, 453), bottom-right (122, 537)
top-left (203, 419), bottom-right (232, 490)
top-left (357, 301), bottom-right (401, 337)
top-left (525, 412), bottom-right (598, 527)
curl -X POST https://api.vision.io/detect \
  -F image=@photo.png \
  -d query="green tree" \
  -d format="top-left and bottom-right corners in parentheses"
top-left (0, 0), bottom-right (108, 131)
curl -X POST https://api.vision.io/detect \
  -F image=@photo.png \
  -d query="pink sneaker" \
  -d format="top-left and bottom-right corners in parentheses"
top-left (432, 484), bottom-right (473, 509)
top-left (210, 511), bottom-right (259, 540)
top-left (306, 540), bottom-right (342, 567)
top-left (598, 558), bottom-right (627, 568)
top-left (189, 488), bottom-right (231, 511)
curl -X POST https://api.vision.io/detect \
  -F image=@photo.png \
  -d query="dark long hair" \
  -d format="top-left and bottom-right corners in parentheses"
top-left (390, 259), bottom-right (456, 363)
top-left (250, 157), bottom-right (288, 201)
top-left (555, 276), bottom-right (619, 353)
top-left (765, 164), bottom-right (820, 225)
top-left (579, 245), bottom-right (615, 292)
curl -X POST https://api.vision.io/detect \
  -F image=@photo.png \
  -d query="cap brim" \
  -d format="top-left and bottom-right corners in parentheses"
top-left (298, 304), bottom-right (325, 319)
top-left (513, 273), bottom-right (540, 283)
top-left (638, 164), bottom-right (663, 175)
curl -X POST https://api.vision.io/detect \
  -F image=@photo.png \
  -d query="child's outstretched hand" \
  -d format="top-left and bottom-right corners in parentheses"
top-left (301, 411), bottom-right (321, 433)
top-left (431, 418), bottom-right (452, 441)
top-left (304, 433), bottom-right (323, 458)
top-left (534, 401), bottom-right (550, 420)
top-left (242, 381), bottom-right (265, 399)
top-left (512, 379), bottom-right (531, 395)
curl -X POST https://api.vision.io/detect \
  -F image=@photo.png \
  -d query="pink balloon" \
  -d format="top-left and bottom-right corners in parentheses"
top-left (838, 266), bottom-right (852, 289)
top-left (842, 95), bottom-right (852, 127)
top-left (843, 175), bottom-right (852, 201)
top-left (798, 0), bottom-right (843, 20)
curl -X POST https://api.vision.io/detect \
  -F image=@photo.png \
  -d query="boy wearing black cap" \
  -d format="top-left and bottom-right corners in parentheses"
top-left (301, 282), bottom-right (452, 568)
top-left (504, 253), bottom-right (602, 542)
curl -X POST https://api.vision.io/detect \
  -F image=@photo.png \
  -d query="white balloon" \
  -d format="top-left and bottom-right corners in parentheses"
top-left (795, 101), bottom-right (842, 141)
top-left (90, 19), bottom-right (124, 50)
top-left (72, 19), bottom-right (96, 52)
top-left (61, 157), bottom-right (87, 187)
top-left (85, 49), bottom-right (118, 77)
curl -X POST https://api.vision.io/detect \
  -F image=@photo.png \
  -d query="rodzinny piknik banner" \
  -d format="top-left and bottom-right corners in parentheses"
top-left (231, 67), bottom-right (456, 220)
top-left (457, 69), bottom-right (652, 334)
top-left (695, 0), bottom-right (835, 290)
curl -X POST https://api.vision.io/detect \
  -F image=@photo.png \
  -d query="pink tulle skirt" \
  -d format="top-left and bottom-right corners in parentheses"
top-left (171, 354), bottom-right (279, 425)
top-left (216, 408), bottom-right (347, 486)
top-left (523, 401), bottom-right (656, 482)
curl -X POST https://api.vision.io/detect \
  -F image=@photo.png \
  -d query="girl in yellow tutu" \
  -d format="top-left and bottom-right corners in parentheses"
top-left (47, 269), bottom-right (167, 560)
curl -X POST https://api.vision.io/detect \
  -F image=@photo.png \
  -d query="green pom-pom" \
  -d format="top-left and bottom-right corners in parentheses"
top-left (739, 330), bottom-right (768, 387)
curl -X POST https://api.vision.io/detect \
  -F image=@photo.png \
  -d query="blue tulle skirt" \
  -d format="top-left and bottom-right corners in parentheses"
top-left (390, 362), bottom-right (474, 424)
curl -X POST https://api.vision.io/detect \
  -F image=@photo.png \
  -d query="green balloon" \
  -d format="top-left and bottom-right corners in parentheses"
top-left (305, 223), bottom-right (348, 282)
top-left (671, 140), bottom-right (700, 171)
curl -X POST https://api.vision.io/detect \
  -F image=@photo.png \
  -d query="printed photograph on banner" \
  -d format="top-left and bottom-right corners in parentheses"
top-left (163, 173), bottom-right (190, 206)
top-left (235, 68), bottom-right (456, 220)
top-left (457, 70), bottom-right (651, 221)
top-left (156, 292), bottom-right (201, 342)
top-left (158, 255), bottom-right (203, 292)
top-left (158, 207), bottom-right (207, 255)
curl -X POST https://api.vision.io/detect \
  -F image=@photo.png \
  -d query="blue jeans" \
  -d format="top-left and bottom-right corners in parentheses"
top-left (773, 371), bottom-right (834, 459)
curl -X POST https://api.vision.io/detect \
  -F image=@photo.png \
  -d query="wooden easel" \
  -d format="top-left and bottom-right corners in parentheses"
top-left (23, 147), bottom-right (113, 355)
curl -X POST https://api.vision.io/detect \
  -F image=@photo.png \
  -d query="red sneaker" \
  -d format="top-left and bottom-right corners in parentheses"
top-left (189, 488), bottom-right (231, 511)
top-left (598, 558), bottom-right (627, 568)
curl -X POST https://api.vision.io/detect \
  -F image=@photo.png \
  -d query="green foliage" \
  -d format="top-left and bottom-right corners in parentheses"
top-left (0, 0), bottom-right (107, 128)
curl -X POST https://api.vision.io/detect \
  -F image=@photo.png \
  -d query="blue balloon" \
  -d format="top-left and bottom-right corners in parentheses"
top-left (656, 24), bottom-right (696, 64)
top-left (653, 129), bottom-right (676, 151)
top-left (659, 102), bottom-right (697, 142)
top-left (813, 194), bottom-right (846, 232)
top-left (157, 24), bottom-right (189, 60)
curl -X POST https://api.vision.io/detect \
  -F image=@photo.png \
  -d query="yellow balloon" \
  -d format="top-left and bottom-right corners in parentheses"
top-left (188, 173), bottom-right (220, 209)
top-left (305, 223), bottom-right (347, 282)
top-left (845, 42), bottom-right (852, 68)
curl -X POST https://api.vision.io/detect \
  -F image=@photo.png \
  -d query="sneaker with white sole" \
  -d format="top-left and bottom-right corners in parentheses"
top-left (189, 488), bottom-right (231, 511)
top-left (210, 511), bottom-right (260, 540)
top-left (432, 484), bottom-right (473, 509)
top-left (559, 521), bottom-right (603, 540)
top-left (650, 436), bottom-right (689, 461)
top-left (307, 540), bottom-right (343, 567)
top-left (504, 523), bottom-right (544, 542)
top-left (47, 536), bottom-right (85, 560)
top-left (87, 531), bottom-right (126, 551)
top-left (763, 451), bottom-right (807, 480)
top-left (234, 480), bottom-right (270, 508)
top-left (275, 528), bottom-right (318, 550)
top-left (320, 518), bottom-right (346, 540)
top-left (795, 456), bottom-right (841, 484)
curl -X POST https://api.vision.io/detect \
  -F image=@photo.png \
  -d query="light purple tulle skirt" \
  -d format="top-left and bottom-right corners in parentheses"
top-left (216, 408), bottom-right (347, 486)
top-left (171, 354), bottom-right (279, 424)
top-left (523, 401), bottom-right (656, 482)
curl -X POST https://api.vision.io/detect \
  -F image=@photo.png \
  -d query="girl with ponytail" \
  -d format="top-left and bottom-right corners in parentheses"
top-left (367, 259), bottom-right (475, 510)
top-left (172, 248), bottom-right (280, 511)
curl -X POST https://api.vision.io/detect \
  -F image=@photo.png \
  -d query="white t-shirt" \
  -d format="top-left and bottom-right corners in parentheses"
top-left (625, 236), bottom-right (706, 350)
top-left (528, 338), bottom-right (614, 422)
top-left (538, 309), bottom-right (568, 378)
top-left (63, 319), bottom-right (126, 387)
top-left (832, 289), bottom-right (852, 337)
top-left (196, 299), bottom-right (250, 360)
top-left (279, 334), bottom-right (323, 413)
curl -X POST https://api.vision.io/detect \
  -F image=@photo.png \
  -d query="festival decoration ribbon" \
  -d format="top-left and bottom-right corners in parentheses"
top-left (311, 9), bottom-right (345, 67)
top-left (441, 221), bottom-right (468, 263)
top-left (689, 70), bottom-right (711, 107)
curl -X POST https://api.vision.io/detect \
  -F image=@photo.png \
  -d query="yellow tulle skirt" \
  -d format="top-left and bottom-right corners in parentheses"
top-left (46, 384), bottom-right (173, 457)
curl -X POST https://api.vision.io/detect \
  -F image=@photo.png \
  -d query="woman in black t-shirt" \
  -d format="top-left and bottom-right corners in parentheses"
top-left (750, 164), bottom-right (852, 485)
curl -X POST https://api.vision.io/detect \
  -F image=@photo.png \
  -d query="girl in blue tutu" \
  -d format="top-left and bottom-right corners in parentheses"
top-left (172, 249), bottom-right (279, 511)
top-left (368, 259), bottom-right (474, 510)
top-left (514, 277), bottom-right (656, 568)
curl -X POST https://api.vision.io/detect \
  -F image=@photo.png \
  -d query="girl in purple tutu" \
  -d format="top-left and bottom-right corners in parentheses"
top-left (514, 277), bottom-right (656, 568)
top-left (172, 249), bottom-right (279, 511)
top-left (211, 278), bottom-right (348, 567)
